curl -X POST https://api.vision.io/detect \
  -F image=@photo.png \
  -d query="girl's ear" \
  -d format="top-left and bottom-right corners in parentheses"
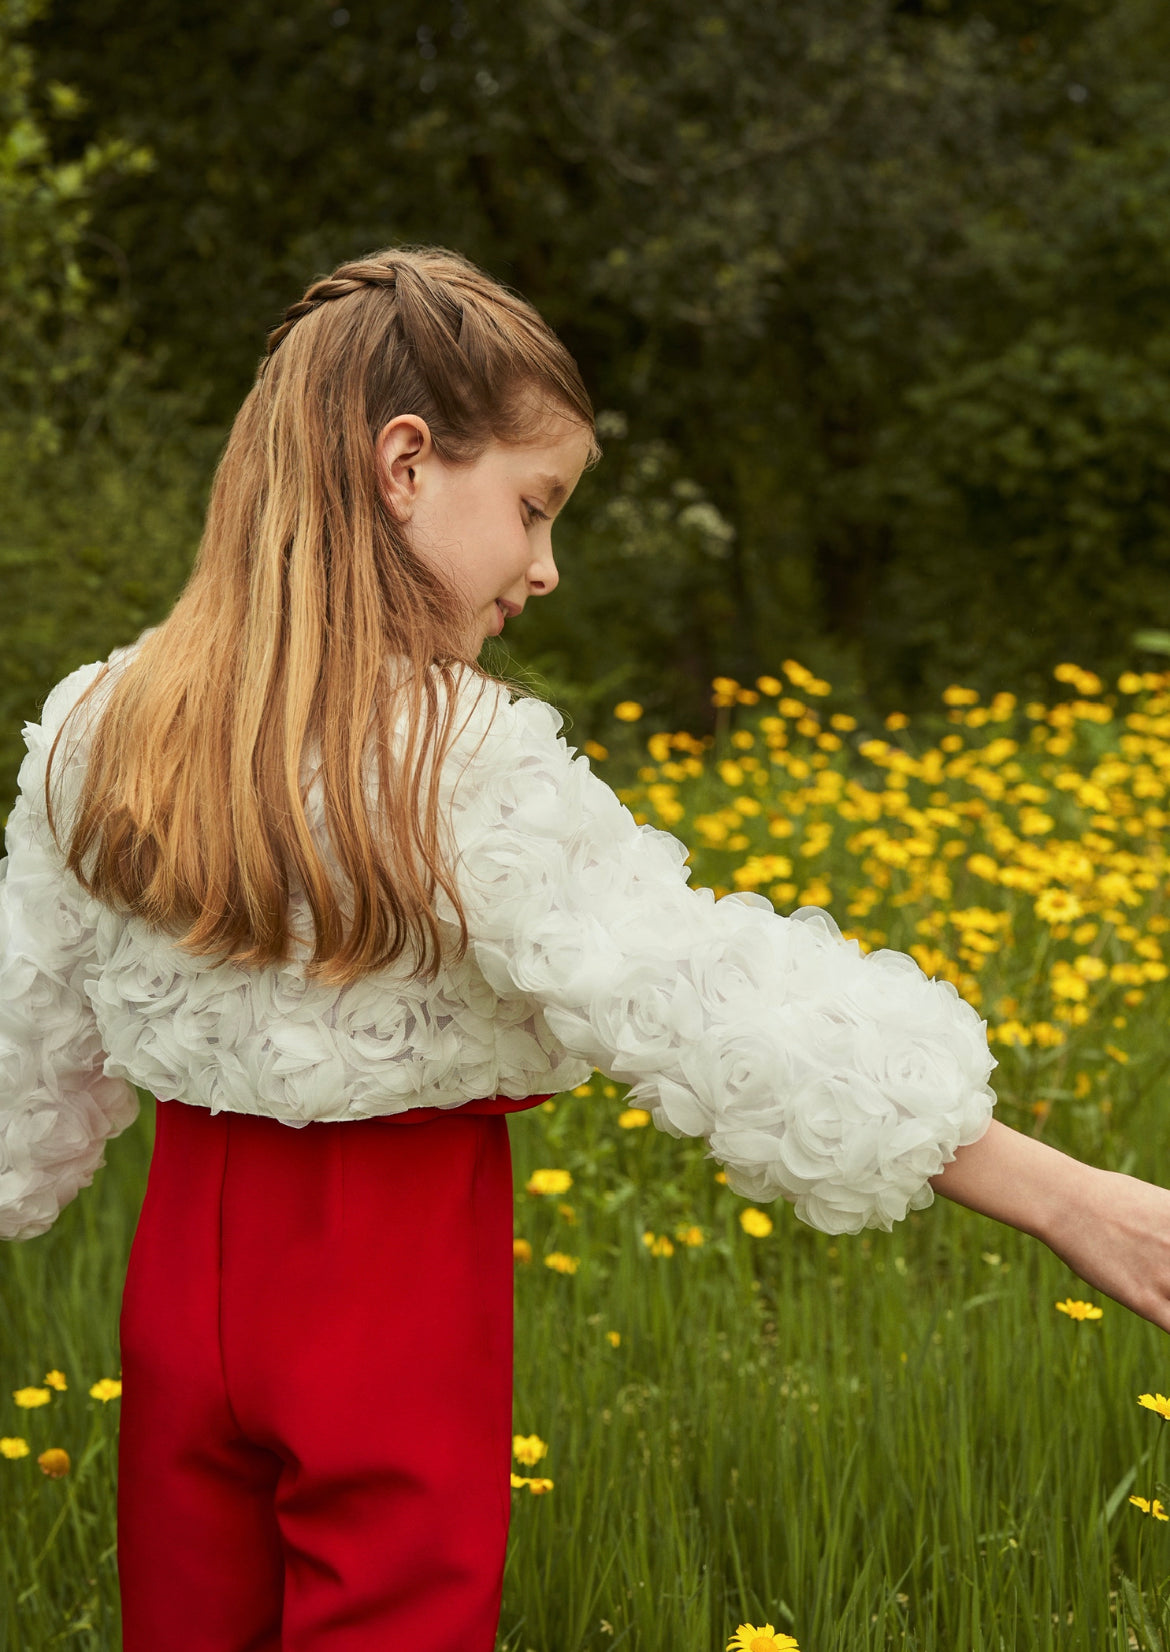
top-left (375, 415), bottom-right (433, 521)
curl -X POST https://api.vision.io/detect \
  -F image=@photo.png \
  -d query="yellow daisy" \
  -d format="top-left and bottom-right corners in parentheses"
top-left (37, 1449), bottom-right (70, 1479)
top-left (89, 1379), bottom-right (122, 1403)
top-left (525, 1168), bottom-right (572, 1196)
top-left (1055, 1299), bottom-right (1103, 1321)
top-left (12, 1387), bottom-right (51, 1409)
top-left (43, 1371), bottom-right (67, 1392)
top-left (0, 1438), bottom-right (29, 1459)
top-left (726, 1624), bottom-right (801, 1651)
top-left (512, 1434), bottom-right (548, 1467)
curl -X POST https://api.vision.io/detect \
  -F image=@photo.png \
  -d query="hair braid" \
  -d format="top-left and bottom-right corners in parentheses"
top-left (265, 260), bottom-right (402, 355)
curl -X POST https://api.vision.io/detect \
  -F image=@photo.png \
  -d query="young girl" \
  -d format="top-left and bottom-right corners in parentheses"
top-left (3, 244), bottom-right (1170, 1651)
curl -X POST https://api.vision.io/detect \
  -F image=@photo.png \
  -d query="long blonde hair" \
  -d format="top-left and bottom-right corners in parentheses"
top-left (44, 245), bottom-right (598, 987)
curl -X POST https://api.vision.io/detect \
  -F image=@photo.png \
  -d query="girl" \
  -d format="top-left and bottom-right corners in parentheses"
top-left (2, 243), bottom-right (1170, 1651)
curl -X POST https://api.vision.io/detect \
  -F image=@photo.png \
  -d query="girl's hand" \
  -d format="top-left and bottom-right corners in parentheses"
top-left (1042, 1166), bottom-right (1170, 1335)
top-left (929, 1119), bottom-right (1170, 1334)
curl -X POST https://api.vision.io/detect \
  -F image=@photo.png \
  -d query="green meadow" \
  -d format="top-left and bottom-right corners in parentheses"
top-left (6, 662), bottom-right (1170, 1649)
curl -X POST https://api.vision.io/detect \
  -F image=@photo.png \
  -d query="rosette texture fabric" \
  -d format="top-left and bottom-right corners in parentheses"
top-left (0, 634), bottom-right (996, 1241)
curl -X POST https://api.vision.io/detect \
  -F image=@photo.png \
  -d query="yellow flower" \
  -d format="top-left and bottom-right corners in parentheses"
top-left (526, 1168), bottom-right (572, 1196)
top-left (1104, 1044), bottom-right (1130, 1064)
top-left (618, 1108), bottom-right (651, 1129)
top-left (1138, 1393), bottom-right (1170, 1420)
top-left (675, 1224), bottom-right (705, 1247)
top-left (89, 1379), bottom-right (122, 1403)
top-left (512, 1238), bottom-right (533, 1264)
top-left (606, 1330), bottom-right (621, 1347)
top-left (1034, 889), bottom-right (1084, 924)
top-left (37, 1448), bottom-right (70, 1479)
top-left (513, 1433), bottom-right (548, 1466)
top-left (525, 1476), bottom-right (554, 1495)
top-left (642, 1232), bottom-right (675, 1257)
top-left (543, 1252), bottom-right (579, 1275)
top-left (715, 1170), bottom-right (728, 1185)
top-left (1055, 1299), bottom-right (1103, 1321)
top-left (582, 740), bottom-right (608, 761)
top-left (614, 701), bottom-right (643, 722)
top-left (885, 712), bottom-right (910, 731)
top-left (0, 1438), bottom-right (29, 1459)
top-left (757, 676), bottom-right (783, 696)
top-left (1130, 1495), bottom-right (1170, 1520)
top-left (42, 1371), bottom-right (67, 1392)
top-left (726, 1624), bottom-right (801, 1652)
top-left (740, 1208), bottom-right (774, 1238)
top-left (12, 1388), bottom-right (51, 1409)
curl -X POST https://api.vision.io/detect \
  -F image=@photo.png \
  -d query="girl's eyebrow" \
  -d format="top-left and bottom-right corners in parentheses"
top-left (533, 473), bottom-right (568, 510)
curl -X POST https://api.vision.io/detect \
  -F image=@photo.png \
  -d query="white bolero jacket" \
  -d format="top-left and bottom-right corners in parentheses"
top-left (0, 630), bottom-right (996, 1241)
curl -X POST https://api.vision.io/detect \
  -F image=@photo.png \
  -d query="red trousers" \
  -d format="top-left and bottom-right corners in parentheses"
top-left (118, 1092), bottom-right (549, 1652)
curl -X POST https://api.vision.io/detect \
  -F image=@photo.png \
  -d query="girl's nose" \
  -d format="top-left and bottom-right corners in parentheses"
top-left (528, 546), bottom-right (559, 597)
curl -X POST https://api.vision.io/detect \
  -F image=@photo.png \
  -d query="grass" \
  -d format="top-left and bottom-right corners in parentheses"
top-left (7, 657), bottom-right (1170, 1648)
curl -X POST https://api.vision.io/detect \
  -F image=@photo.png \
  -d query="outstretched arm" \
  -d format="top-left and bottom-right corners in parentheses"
top-left (930, 1119), bottom-right (1170, 1333)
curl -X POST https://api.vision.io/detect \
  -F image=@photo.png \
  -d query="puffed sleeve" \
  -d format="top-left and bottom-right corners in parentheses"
top-left (0, 661), bottom-right (140, 1240)
top-left (439, 679), bottom-right (997, 1236)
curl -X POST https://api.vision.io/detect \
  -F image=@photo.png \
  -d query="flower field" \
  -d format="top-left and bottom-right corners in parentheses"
top-left (6, 661), bottom-right (1170, 1648)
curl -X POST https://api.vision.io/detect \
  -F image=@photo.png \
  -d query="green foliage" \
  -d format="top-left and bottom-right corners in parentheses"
top-left (16, 0), bottom-right (1170, 713)
top-left (8, 0), bottom-right (1170, 739)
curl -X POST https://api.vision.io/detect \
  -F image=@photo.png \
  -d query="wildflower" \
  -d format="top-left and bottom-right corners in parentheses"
top-left (606, 1330), bottom-right (621, 1347)
top-left (543, 1252), bottom-right (579, 1274)
top-left (89, 1379), bottom-right (122, 1403)
top-left (1105, 1044), bottom-right (1130, 1064)
top-left (1130, 1496), bottom-right (1170, 1520)
top-left (582, 740), bottom-right (608, 761)
top-left (643, 1232), bottom-right (675, 1257)
top-left (43, 1371), bottom-right (67, 1392)
top-left (526, 1168), bottom-right (572, 1196)
top-left (37, 1449), bottom-right (70, 1479)
top-left (885, 712), bottom-right (910, 731)
top-left (0, 1438), bottom-right (29, 1459)
top-left (757, 676), bottom-right (782, 696)
top-left (726, 1625), bottom-right (801, 1651)
top-left (513, 1434), bottom-right (548, 1466)
top-left (1035, 889), bottom-right (1084, 924)
top-left (740, 1208), bottom-right (774, 1238)
top-left (618, 1108), bottom-right (651, 1129)
top-left (512, 1238), bottom-right (533, 1264)
top-left (675, 1224), bottom-right (705, 1247)
top-left (525, 1477), bottom-right (554, 1495)
top-left (715, 1170), bottom-right (728, 1184)
top-left (613, 701), bottom-right (643, 722)
top-left (1138, 1393), bottom-right (1170, 1420)
top-left (12, 1388), bottom-right (51, 1409)
top-left (1055, 1299), bottom-right (1103, 1321)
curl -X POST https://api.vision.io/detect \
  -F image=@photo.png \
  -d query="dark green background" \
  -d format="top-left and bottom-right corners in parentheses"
top-left (5, 0), bottom-right (1170, 802)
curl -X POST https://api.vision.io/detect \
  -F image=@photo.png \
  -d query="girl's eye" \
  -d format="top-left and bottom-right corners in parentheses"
top-left (523, 501), bottom-right (549, 524)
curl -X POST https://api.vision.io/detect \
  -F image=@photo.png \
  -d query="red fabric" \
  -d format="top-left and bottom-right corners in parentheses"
top-left (117, 1093), bottom-right (549, 1651)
